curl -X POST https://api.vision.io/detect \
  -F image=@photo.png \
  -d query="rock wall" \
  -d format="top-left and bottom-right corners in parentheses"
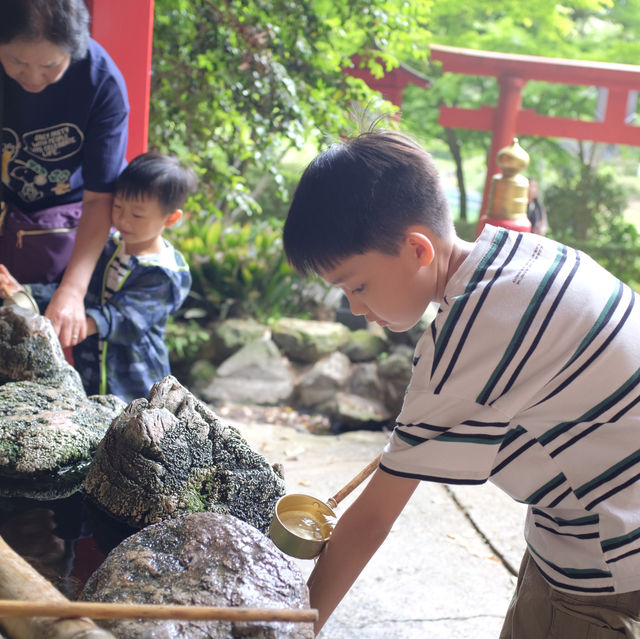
top-left (179, 307), bottom-right (438, 430)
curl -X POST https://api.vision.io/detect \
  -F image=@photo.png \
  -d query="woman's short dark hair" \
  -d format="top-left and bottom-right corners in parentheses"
top-left (283, 129), bottom-right (454, 275)
top-left (0, 0), bottom-right (90, 60)
top-left (115, 153), bottom-right (198, 214)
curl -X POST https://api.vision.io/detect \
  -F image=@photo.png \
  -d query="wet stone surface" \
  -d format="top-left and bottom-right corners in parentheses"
top-left (83, 376), bottom-right (287, 552)
top-left (0, 306), bottom-right (125, 501)
top-left (0, 308), bottom-right (312, 634)
top-left (80, 511), bottom-right (314, 639)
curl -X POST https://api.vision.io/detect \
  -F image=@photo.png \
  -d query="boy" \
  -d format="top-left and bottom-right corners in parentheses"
top-left (283, 129), bottom-right (640, 638)
top-left (0, 152), bottom-right (196, 403)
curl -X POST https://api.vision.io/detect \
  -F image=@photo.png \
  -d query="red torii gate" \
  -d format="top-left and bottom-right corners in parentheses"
top-left (85, 0), bottom-right (155, 160)
top-left (429, 44), bottom-right (640, 219)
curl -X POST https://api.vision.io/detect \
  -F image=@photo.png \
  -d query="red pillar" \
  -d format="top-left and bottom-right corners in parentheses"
top-left (86, 0), bottom-right (155, 160)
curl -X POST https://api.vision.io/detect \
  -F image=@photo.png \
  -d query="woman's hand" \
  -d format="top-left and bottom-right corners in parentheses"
top-left (45, 283), bottom-right (87, 347)
top-left (0, 264), bottom-right (23, 298)
top-left (46, 190), bottom-right (113, 347)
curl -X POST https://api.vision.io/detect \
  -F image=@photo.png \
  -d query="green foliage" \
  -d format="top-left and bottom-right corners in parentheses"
top-left (149, 0), bottom-right (435, 328)
top-left (149, 0), bottom-right (640, 328)
top-left (150, 0), bottom-right (430, 222)
top-left (546, 163), bottom-right (627, 242)
top-left (545, 162), bottom-right (640, 287)
top-left (169, 215), bottom-right (315, 322)
top-left (400, 0), bottom-right (640, 223)
top-left (165, 317), bottom-right (211, 361)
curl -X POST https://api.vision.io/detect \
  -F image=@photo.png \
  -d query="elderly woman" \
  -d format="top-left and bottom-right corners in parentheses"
top-left (0, 0), bottom-right (129, 348)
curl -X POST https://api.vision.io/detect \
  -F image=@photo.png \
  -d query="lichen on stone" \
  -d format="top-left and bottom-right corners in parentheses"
top-left (0, 306), bottom-right (126, 500)
top-left (83, 376), bottom-right (286, 536)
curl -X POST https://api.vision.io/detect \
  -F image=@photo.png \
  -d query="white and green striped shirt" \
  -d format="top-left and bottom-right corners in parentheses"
top-left (381, 225), bottom-right (640, 595)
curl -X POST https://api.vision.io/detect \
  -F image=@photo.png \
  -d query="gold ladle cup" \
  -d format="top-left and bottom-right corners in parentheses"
top-left (269, 454), bottom-right (381, 559)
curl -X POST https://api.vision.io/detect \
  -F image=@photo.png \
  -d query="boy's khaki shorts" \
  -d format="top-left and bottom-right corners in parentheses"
top-left (500, 550), bottom-right (640, 638)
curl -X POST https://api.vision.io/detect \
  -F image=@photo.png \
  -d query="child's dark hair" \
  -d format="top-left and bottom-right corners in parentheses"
top-left (0, 0), bottom-right (90, 61)
top-left (115, 152), bottom-right (198, 214)
top-left (283, 129), bottom-right (453, 275)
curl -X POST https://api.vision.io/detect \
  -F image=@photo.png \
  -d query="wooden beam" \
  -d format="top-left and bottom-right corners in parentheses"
top-left (430, 44), bottom-right (640, 90)
top-left (439, 105), bottom-right (640, 146)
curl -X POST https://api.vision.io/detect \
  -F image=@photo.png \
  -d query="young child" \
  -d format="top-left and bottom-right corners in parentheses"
top-left (0, 152), bottom-right (196, 403)
top-left (283, 129), bottom-right (640, 638)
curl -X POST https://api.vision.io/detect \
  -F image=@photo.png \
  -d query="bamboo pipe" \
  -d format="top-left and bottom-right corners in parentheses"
top-left (326, 453), bottom-right (382, 509)
top-left (0, 534), bottom-right (115, 639)
top-left (0, 601), bottom-right (318, 623)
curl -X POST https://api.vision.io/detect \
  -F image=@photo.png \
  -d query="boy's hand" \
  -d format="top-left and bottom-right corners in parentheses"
top-left (307, 468), bottom-right (419, 635)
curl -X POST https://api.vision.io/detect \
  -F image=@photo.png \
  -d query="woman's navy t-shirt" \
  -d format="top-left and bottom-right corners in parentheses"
top-left (1, 38), bottom-right (129, 213)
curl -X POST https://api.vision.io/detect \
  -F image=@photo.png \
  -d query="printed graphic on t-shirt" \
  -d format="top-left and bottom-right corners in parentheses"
top-left (512, 242), bottom-right (543, 285)
top-left (1, 123), bottom-right (83, 203)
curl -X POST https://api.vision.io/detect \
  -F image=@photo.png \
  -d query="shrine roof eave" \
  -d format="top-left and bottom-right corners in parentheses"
top-left (347, 54), bottom-right (431, 88)
top-left (430, 44), bottom-right (640, 89)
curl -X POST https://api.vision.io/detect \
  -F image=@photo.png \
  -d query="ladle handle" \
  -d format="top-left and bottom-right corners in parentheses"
top-left (326, 454), bottom-right (382, 509)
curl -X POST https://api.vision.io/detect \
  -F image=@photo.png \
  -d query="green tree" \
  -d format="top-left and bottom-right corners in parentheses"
top-left (150, 0), bottom-right (431, 221)
top-left (150, 0), bottom-right (433, 323)
top-left (151, 0), bottom-right (640, 327)
top-left (399, 0), bottom-right (640, 223)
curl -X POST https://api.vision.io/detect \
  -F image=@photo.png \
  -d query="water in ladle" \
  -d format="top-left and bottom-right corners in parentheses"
top-left (279, 507), bottom-right (337, 542)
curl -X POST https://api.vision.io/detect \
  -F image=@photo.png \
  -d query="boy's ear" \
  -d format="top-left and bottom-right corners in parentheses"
top-left (406, 231), bottom-right (435, 267)
top-left (164, 209), bottom-right (183, 228)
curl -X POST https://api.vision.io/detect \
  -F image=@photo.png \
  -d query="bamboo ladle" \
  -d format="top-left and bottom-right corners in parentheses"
top-left (270, 454), bottom-right (382, 559)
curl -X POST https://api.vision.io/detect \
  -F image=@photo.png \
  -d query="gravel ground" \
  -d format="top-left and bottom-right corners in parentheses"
top-left (211, 401), bottom-right (334, 435)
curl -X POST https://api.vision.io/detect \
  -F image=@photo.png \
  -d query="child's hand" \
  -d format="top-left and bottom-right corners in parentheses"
top-left (0, 264), bottom-right (24, 299)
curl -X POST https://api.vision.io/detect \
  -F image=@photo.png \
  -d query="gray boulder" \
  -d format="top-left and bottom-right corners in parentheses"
top-left (349, 362), bottom-right (386, 400)
top-left (296, 351), bottom-right (351, 408)
top-left (0, 306), bottom-right (125, 500)
top-left (210, 317), bottom-right (268, 363)
top-left (319, 391), bottom-right (392, 428)
top-left (271, 318), bottom-right (350, 363)
top-left (0, 305), bottom-right (82, 387)
top-left (83, 376), bottom-right (286, 538)
top-left (339, 328), bottom-right (387, 362)
top-left (197, 337), bottom-right (294, 405)
top-left (378, 348), bottom-right (414, 415)
top-left (80, 512), bottom-right (313, 639)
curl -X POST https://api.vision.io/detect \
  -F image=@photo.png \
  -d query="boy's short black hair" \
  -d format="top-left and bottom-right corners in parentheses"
top-left (115, 152), bottom-right (198, 214)
top-left (283, 129), bottom-right (453, 275)
top-left (0, 0), bottom-right (90, 61)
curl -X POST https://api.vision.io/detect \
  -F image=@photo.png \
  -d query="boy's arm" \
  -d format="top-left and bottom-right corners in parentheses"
top-left (307, 468), bottom-right (419, 635)
top-left (87, 268), bottom-right (189, 344)
top-left (84, 316), bottom-right (97, 337)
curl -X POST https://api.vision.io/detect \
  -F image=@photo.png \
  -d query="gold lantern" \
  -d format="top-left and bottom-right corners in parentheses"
top-left (485, 138), bottom-right (530, 223)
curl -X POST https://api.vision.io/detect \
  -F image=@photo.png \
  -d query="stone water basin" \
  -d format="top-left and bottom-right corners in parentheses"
top-left (0, 307), bottom-right (311, 637)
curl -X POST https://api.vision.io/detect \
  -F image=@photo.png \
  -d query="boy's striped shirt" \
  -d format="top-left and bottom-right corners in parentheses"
top-left (381, 226), bottom-right (640, 595)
